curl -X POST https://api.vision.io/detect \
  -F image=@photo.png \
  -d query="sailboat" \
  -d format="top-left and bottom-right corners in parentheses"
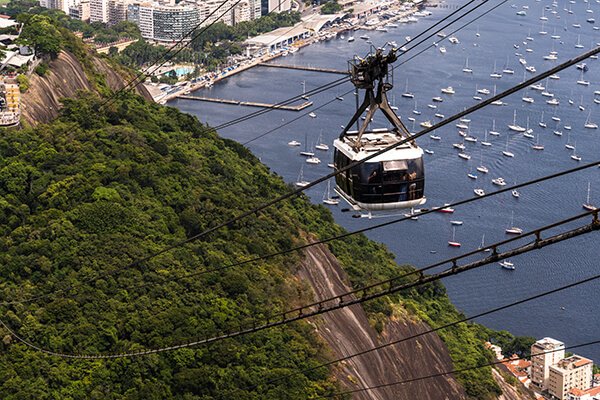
top-left (523, 117), bottom-right (534, 138)
top-left (570, 143), bottom-right (582, 161)
top-left (505, 211), bottom-right (523, 234)
top-left (481, 130), bottom-right (492, 146)
top-left (489, 119), bottom-right (500, 136)
top-left (502, 135), bottom-right (514, 158)
top-left (508, 110), bottom-right (526, 132)
top-left (522, 92), bottom-right (535, 103)
top-left (448, 226), bottom-right (461, 247)
top-left (499, 260), bottom-right (515, 270)
top-left (476, 158), bottom-right (488, 174)
top-left (295, 165), bottom-right (310, 187)
top-left (575, 34), bottom-right (584, 49)
top-left (583, 182), bottom-right (597, 211)
top-left (565, 132), bottom-right (575, 150)
top-left (502, 55), bottom-right (515, 74)
top-left (538, 111), bottom-right (547, 128)
top-left (301, 81), bottom-right (309, 100)
top-left (577, 69), bottom-right (590, 86)
top-left (390, 95), bottom-right (398, 111)
top-left (490, 85), bottom-right (504, 106)
top-left (584, 111), bottom-right (598, 129)
top-left (479, 234), bottom-right (492, 252)
top-left (532, 133), bottom-right (544, 150)
top-left (463, 57), bottom-right (473, 73)
top-left (412, 100), bottom-right (421, 115)
top-left (490, 61), bottom-right (502, 79)
top-left (322, 181), bottom-right (339, 205)
top-left (539, 21), bottom-right (548, 35)
top-left (315, 131), bottom-right (329, 151)
top-left (402, 79), bottom-right (415, 98)
top-left (306, 156), bottom-right (321, 164)
top-left (300, 132), bottom-right (315, 157)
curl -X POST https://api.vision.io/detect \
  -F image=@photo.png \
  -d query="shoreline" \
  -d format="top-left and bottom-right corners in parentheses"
top-left (150, 1), bottom-right (426, 104)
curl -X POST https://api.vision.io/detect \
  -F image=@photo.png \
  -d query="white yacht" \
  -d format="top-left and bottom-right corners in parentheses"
top-left (507, 110), bottom-right (526, 132)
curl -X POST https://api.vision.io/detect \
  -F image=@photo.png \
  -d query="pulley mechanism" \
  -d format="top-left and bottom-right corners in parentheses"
top-left (333, 48), bottom-right (426, 212)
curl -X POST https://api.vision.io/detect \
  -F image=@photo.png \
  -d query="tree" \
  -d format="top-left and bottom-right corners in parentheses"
top-left (321, 0), bottom-right (342, 14)
top-left (19, 15), bottom-right (63, 58)
top-left (16, 74), bottom-right (29, 93)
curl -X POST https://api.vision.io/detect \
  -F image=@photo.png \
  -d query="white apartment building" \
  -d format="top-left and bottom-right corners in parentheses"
top-left (69, 0), bottom-right (91, 21)
top-left (192, 0), bottom-right (260, 26)
top-left (108, 0), bottom-right (129, 24)
top-left (128, 2), bottom-right (199, 42)
top-left (264, 0), bottom-right (291, 14)
top-left (40, 0), bottom-right (81, 14)
top-left (548, 355), bottom-right (593, 400)
top-left (90, 0), bottom-right (109, 22)
top-left (531, 337), bottom-right (565, 389)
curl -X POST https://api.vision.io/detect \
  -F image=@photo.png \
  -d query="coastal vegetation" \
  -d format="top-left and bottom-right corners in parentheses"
top-left (320, 0), bottom-right (343, 15)
top-left (0, 5), bottom-right (534, 399)
top-left (0, 82), bottom-right (502, 397)
top-left (6, 2), bottom-right (301, 73)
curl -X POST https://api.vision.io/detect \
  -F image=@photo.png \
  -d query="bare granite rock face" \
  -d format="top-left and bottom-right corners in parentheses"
top-left (21, 50), bottom-right (152, 126)
top-left (297, 242), bottom-right (467, 400)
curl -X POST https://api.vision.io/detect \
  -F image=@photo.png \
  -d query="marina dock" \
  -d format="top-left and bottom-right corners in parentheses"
top-left (175, 95), bottom-right (313, 111)
top-left (257, 63), bottom-right (349, 75)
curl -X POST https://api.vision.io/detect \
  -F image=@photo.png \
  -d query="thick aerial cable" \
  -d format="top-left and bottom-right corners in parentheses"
top-left (319, 340), bottom-right (600, 399)
top-left (248, 238), bottom-right (600, 390)
top-left (4, 46), bottom-right (599, 306)
top-left (237, 0), bottom-right (509, 144)
top-left (213, 0), bottom-right (496, 131)
top-left (1, 210), bottom-right (597, 358)
top-left (3, 160), bottom-right (592, 307)
top-left (88, 46), bottom-right (600, 282)
top-left (241, 87), bottom-right (356, 145)
top-left (193, 45), bottom-right (600, 248)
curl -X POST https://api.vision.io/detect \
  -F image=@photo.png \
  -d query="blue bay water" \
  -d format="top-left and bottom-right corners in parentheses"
top-left (170, 0), bottom-right (600, 360)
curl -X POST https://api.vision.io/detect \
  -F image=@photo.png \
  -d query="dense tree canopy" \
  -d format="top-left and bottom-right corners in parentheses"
top-left (19, 14), bottom-right (63, 58)
top-left (0, 91), bottom-right (504, 398)
top-left (0, 10), bottom-right (509, 398)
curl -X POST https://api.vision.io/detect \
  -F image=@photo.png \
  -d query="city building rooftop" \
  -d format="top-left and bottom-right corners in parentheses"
top-left (553, 355), bottom-right (593, 371)
top-left (533, 337), bottom-right (565, 350)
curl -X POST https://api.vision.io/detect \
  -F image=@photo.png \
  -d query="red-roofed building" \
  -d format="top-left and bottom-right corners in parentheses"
top-left (548, 355), bottom-right (593, 400)
top-left (568, 385), bottom-right (600, 400)
top-left (501, 355), bottom-right (532, 388)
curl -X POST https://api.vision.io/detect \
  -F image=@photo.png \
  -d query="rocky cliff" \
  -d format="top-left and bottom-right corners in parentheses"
top-left (20, 50), bottom-right (152, 126)
top-left (298, 242), bottom-right (467, 399)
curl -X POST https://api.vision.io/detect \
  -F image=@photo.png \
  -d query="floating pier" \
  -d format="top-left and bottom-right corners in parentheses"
top-left (176, 95), bottom-right (313, 111)
top-left (257, 63), bottom-right (349, 75)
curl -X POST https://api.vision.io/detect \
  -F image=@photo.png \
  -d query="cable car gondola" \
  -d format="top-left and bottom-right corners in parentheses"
top-left (333, 48), bottom-right (426, 212)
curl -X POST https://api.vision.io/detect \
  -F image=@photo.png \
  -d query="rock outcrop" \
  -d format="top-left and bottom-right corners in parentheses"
top-left (297, 242), bottom-right (467, 399)
top-left (20, 51), bottom-right (152, 126)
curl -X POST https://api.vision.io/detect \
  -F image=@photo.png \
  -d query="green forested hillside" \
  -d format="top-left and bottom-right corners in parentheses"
top-left (0, 93), bottom-right (501, 399)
